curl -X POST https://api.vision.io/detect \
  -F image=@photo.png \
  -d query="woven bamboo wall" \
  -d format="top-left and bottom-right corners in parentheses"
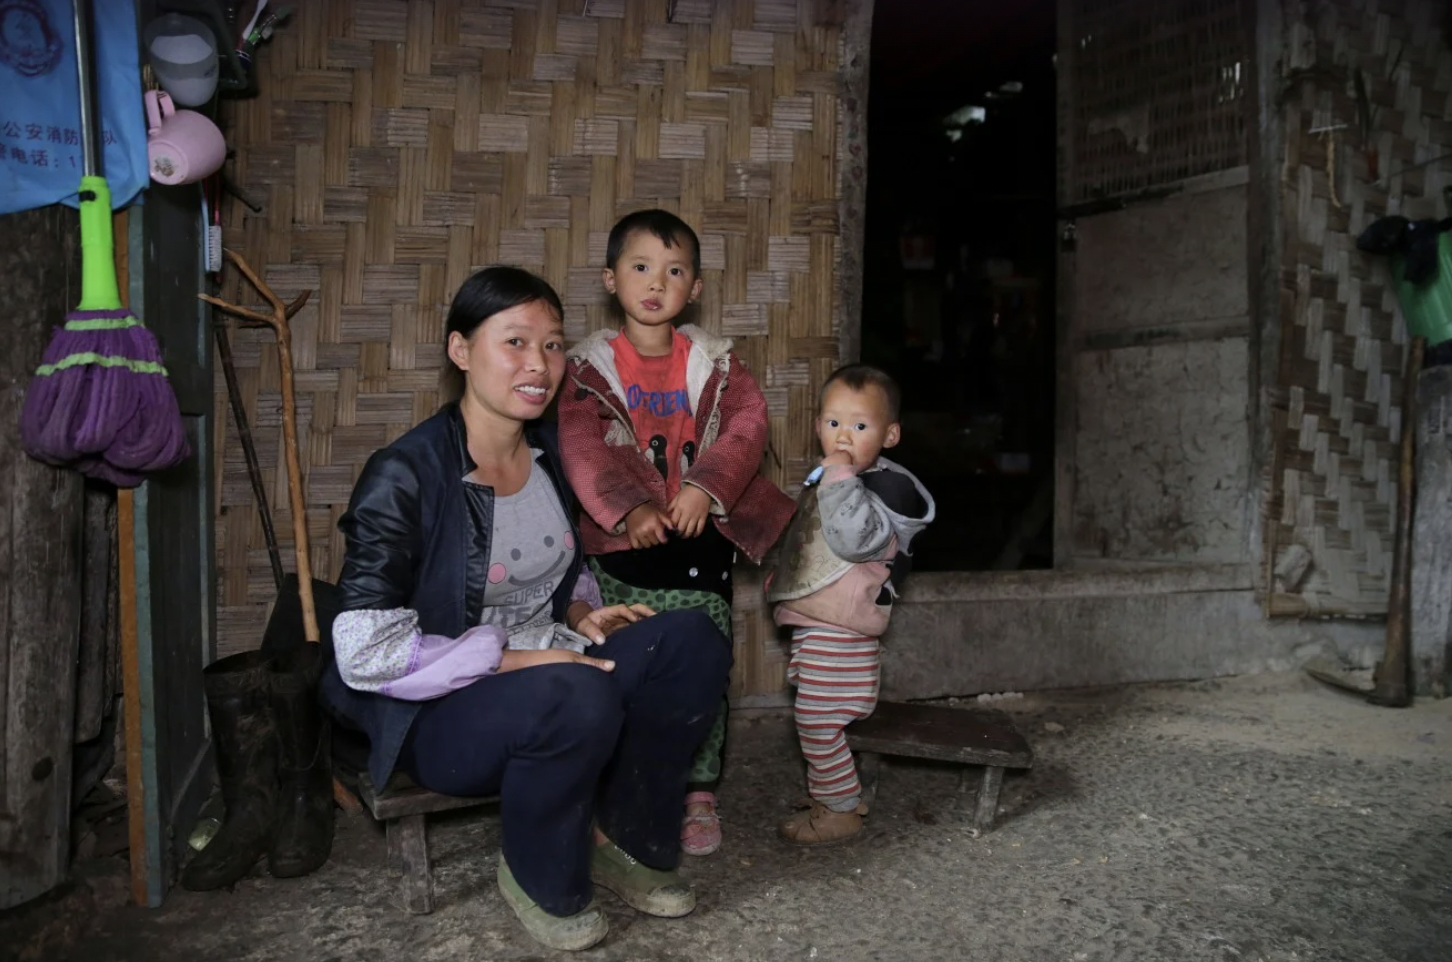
top-left (212, 0), bottom-right (858, 699)
top-left (1263, 0), bottom-right (1452, 616)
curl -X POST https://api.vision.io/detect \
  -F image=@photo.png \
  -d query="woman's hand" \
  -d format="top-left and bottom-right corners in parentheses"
top-left (571, 602), bottom-right (656, 645)
top-left (667, 485), bottom-right (712, 538)
top-left (625, 503), bottom-right (673, 549)
top-left (497, 649), bottom-right (615, 673)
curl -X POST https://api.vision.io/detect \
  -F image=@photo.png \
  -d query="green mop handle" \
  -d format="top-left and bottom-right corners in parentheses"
top-left (76, 175), bottom-right (121, 311)
top-left (73, 0), bottom-right (122, 313)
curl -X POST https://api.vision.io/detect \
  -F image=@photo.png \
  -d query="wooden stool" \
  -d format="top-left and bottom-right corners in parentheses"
top-left (845, 701), bottom-right (1033, 832)
top-left (355, 773), bottom-right (498, 914)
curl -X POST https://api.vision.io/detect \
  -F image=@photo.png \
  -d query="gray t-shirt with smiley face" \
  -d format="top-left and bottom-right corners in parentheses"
top-left (479, 455), bottom-right (590, 653)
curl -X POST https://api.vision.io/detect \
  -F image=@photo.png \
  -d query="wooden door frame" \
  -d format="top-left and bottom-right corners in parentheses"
top-left (123, 184), bottom-right (216, 908)
top-left (837, 0), bottom-right (873, 366)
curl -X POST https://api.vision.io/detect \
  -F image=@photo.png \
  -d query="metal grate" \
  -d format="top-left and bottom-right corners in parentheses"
top-left (1066, 0), bottom-right (1248, 203)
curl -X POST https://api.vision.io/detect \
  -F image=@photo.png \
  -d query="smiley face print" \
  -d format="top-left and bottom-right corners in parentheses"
top-left (489, 530), bottom-right (575, 590)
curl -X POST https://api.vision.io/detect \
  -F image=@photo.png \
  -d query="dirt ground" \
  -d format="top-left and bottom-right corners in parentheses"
top-left (6, 670), bottom-right (1452, 962)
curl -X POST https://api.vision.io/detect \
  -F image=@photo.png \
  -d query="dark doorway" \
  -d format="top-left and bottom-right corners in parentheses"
top-left (863, 2), bottom-right (1058, 572)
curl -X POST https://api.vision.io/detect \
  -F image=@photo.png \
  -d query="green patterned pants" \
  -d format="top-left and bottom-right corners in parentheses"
top-left (590, 560), bottom-right (730, 786)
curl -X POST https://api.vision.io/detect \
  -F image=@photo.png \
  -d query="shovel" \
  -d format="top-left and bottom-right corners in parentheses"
top-left (202, 251), bottom-right (361, 814)
top-left (1302, 654), bottom-right (1375, 696)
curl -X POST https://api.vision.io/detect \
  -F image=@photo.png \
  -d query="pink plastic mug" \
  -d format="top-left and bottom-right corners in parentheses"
top-left (145, 89), bottom-right (226, 186)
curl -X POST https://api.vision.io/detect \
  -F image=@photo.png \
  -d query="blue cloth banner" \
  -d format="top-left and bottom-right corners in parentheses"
top-left (0, 0), bottom-right (148, 215)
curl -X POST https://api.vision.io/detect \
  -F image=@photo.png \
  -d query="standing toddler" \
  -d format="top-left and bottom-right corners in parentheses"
top-left (558, 209), bottom-right (794, 856)
top-left (766, 364), bottom-right (935, 844)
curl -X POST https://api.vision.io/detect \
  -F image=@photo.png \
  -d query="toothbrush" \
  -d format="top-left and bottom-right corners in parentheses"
top-left (238, 0), bottom-right (268, 50)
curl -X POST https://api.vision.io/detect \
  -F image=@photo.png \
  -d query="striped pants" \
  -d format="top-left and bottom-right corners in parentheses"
top-left (786, 626), bottom-right (880, 813)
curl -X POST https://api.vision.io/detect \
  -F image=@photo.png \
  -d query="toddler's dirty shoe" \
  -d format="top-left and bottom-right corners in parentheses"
top-left (777, 800), bottom-right (866, 845)
top-left (497, 856), bottom-right (608, 951)
top-left (591, 840), bottom-right (696, 917)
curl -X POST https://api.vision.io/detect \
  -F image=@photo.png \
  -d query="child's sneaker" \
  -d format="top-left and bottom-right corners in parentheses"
top-left (681, 791), bottom-right (722, 856)
top-left (777, 800), bottom-right (867, 845)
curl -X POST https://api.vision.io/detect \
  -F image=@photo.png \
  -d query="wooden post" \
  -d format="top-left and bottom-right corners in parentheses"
top-left (1052, 0), bottom-right (1078, 570)
top-left (0, 206), bottom-right (86, 910)
top-left (118, 486), bottom-right (146, 907)
top-left (1371, 336), bottom-right (1425, 707)
top-left (835, 0), bottom-right (872, 367)
top-left (1411, 360), bottom-right (1452, 697)
top-left (113, 208), bottom-right (150, 907)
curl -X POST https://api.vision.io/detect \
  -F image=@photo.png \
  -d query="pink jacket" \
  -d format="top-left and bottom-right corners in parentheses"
top-left (558, 324), bottom-right (794, 564)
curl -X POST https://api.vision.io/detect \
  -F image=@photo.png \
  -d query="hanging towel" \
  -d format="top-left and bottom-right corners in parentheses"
top-left (0, 0), bottom-right (148, 215)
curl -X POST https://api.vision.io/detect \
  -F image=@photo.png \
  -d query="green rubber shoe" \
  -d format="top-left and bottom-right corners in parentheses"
top-left (497, 856), bottom-right (609, 951)
top-left (590, 841), bottom-right (696, 918)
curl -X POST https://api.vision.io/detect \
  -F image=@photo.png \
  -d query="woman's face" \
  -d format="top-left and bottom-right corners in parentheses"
top-left (447, 299), bottom-right (567, 424)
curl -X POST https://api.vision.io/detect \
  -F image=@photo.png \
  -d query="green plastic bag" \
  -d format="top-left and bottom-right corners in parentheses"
top-left (1392, 231), bottom-right (1452, 346)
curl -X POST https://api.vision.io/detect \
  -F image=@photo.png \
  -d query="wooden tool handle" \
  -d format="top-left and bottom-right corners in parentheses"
top-left (199, 250), bottom-right (318, 643)
top-left (1370, 335), bottom-right (1424, 707)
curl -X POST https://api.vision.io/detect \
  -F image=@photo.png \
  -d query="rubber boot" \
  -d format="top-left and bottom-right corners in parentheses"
top-left (181, 651), bottom-right (279, 891)
top-left (266, 644), bottom-right (335, 878)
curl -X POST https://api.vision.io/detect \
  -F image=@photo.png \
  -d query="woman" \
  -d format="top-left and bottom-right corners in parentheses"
top-left (319, 267), bottom-right (732, 952)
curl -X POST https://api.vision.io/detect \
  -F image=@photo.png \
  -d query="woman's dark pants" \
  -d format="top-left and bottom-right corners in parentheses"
top-left (397, 609), bottom-right (731, 916)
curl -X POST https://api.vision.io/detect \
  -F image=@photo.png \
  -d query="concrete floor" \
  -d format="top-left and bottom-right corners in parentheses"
top-left (8, 670), bottom-right (1452, 962)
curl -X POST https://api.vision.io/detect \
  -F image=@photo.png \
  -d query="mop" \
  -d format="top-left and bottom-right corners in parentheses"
top-left (19, 0), bottom-right (188, 487)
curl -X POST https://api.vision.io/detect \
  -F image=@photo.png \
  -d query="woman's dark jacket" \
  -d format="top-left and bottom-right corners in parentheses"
top-left (319, 403), bottom-right (585, 789)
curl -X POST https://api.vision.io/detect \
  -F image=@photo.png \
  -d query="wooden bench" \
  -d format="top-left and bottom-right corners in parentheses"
top-left (846, 701), bottom-right (1033, 833)
top-left (354, 772), bottom-right (498, 914)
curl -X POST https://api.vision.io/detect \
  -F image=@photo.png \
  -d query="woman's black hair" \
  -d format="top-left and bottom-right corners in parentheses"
top-left (441, 266), bottom-right (565, 402)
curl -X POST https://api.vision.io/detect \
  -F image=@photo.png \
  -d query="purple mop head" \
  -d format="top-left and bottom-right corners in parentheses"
top-left (75, 457), bottom-right (147, 488)
top-left (21, 308), bottom-right (191, 486)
